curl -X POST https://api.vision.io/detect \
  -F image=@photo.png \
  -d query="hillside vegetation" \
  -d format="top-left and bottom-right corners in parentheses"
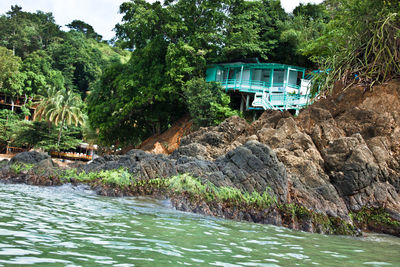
top-left (0, 6), bottom-right (128, 151)
top-left (0, 0), bottom-right (399, 152)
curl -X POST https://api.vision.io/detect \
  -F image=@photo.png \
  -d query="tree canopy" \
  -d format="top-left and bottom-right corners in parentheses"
top-left (88, 0), bottom-right (297, 147)
top-left (0, 5), bottom-right (127, 151)
top-left (0, 46), bottom-right (21, 89)
top-left (0, 5), bottom-right (128, 99)
top-left (67, 19), bottom-right (103, 41)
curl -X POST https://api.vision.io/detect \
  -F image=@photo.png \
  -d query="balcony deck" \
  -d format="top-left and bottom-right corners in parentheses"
top-left (217, 78), bottom-right (311, 112)
top-left (206, 62), bottom-right (312, 112)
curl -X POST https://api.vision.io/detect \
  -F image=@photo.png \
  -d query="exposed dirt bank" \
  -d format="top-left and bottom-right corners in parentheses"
top-left (124, 115), bottom-right (192, 155)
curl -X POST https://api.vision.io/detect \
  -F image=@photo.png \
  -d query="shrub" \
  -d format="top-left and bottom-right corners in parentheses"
top-left (9, 163), bottom-right (34, 174)
top-left (183, 78), bottom-right (238, 127)
top-left (99, 168), bottom-right (133, 188)
top-left (167, 174), bottom-right (276, 207)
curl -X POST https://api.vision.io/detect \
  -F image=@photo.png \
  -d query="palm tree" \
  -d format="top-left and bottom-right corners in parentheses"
top-left (34, 87), bottom-right (85, 146)
top-left (33, 87), bottom-right (58, 125)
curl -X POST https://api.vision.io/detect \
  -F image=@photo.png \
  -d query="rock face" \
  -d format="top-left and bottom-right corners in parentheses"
top-left (296, 82), bottom-right (400, 218)
top-left (213, 141), bottom-right (287, 200)
top-left (82, 81), bottom-right (400, 225)
top-left (81, 141), bottom-right (287, 202)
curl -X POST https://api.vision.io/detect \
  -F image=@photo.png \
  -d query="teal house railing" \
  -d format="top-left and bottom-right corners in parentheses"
top-left (206, 62), bottom-right (313, 113)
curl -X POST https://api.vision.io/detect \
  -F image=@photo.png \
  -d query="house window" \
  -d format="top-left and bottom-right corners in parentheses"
top-left (223, 69), bottom-right (229, 81)
top-left (229, 69), bottom-right (237, 79)
top-left (273, 69), bottom-right (285, 85)
top-left (216, 69), bottom-right (225, 81)
top-left (288, 70), bottom-right (298, 86)
top-left (252, 69), bottom-right (262, 81)
top-left (261, 69), bottom-right (271, 83)
top-left (242, 69), bottom-right (250, 81)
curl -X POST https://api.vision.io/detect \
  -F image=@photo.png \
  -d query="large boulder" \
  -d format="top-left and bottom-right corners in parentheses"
top-left (171, 143), bottom-right (211, 160)
top-left (81, 149), bottom-right (177, 180)
top-left (175, 116), bottom-right (249, 160)
top-left (176, 141), bottom-right (288, 202)
top-left (31, 158), bottom-right (58, 177)
top-left (214, 141), bottom-right (288, 201)
top-left (9, 151), bottom-right (50, 165)
top-left (175, 156), bottom-right (219, 177)
top-left (323, 134), bottom-right (379, 196)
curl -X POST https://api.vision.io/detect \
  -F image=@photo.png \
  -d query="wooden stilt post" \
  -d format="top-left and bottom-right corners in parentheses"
top-left (240, 94), bottom-right (245, 113)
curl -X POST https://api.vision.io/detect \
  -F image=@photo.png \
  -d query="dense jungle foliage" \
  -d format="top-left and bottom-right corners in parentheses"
top-left (0, 5), bottom-right (129, 151)
top-left (0, 0), bottom-right (398, 151)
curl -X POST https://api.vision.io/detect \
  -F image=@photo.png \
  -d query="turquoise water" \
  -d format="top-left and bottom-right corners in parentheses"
top-left (0, 183), bottom-right (399, 266)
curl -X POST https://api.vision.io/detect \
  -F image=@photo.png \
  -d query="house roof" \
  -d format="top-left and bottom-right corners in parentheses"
top-left (209, 62), bottom-right (306, 72)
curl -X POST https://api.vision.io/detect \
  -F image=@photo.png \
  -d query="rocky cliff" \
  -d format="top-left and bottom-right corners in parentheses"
top-left (79, 81), bottom-right (400, 234)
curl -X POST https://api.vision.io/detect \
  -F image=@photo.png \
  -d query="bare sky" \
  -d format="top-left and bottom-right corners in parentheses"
top-left (0, 0), bottom-right (324, 40)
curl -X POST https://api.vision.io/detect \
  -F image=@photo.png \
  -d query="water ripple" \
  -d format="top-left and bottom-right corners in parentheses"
top-left (0, 183), bottom-right (399, 266)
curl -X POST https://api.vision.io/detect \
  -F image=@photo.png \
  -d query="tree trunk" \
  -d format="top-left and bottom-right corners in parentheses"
top-left (12, 28), bottom-right (16, 56)
top-left (57, 119), bottom-right (65, 147)
top-left (156, 121), bottom-right (161, 134)
top-left (240, 94), bottom-right (245, 113)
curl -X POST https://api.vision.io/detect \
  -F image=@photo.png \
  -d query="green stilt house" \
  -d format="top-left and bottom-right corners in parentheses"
top-left (205, 61), bottom-right (312, 114)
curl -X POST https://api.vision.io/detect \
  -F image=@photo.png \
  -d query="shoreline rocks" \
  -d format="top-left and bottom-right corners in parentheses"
top-left (1, 81), bottom-right (400, 236)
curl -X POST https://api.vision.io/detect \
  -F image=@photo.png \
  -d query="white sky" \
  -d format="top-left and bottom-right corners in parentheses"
top-left (0, 0), bottom-right (324, 40)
